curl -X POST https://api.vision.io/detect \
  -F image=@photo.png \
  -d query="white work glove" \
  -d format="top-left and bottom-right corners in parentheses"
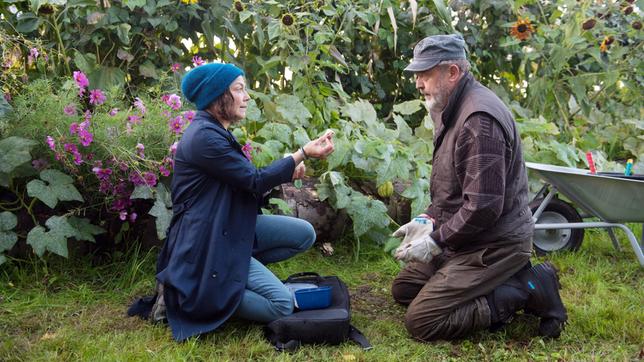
top-left (394, 235), bottom-right (443, 264)
top-left (392, 216), bottom-right (435, 251)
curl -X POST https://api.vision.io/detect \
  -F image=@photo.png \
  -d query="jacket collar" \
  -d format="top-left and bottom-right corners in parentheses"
top-left (196, 110), bottom-right (242, 150)
top-left (432, 71), bottom-right (473, 146)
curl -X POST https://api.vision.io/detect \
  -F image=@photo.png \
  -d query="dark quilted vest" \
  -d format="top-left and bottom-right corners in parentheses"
top-left (428, 73), bottom-right (534, 248)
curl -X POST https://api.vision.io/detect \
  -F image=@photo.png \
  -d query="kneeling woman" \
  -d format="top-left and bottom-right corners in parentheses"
top-left (156, 63), bottom-right (334, 341)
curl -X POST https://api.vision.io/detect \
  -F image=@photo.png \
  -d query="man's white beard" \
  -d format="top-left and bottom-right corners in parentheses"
top-left (425, 93), bottom-right (447, 113)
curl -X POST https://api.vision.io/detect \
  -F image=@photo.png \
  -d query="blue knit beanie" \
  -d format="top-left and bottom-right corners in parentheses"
top-left (181, 63), bottom-right (245, 110)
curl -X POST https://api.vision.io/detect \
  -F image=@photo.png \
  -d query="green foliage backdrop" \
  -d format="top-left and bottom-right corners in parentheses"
top-left (0, 0), bottom-right (642, 261)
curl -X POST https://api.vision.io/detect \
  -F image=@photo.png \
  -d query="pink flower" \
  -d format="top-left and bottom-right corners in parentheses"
top-left (129, 171), bottom-right (146, 186)
top-left (127, 115), bottom-right (141, 124)
top-left (169, 141), bottom-right (178, 155)
top-left (84, 110), bottom-right (92, 122)
top-left (72, 152), bottom-right (83, 165)
top-left (119, 210), bottom-right (128, 221)
top-left (143, 171), bottom-right (157, 187)
top-left (113, 181), bottom-right (129, 197)
top-left (242, 142), bottom-right (253, 161)
top-left (99, 180), bottom-right (112, 193)
top-left (171, 63), bottom-right (181, 72)
top-left (183, 110), bottom-right (196, 123)
top-left (30, 48), bottom-right (39, 59)
top-left (92, 167), bottom-right (113, 181)
top-left (169, 116), bottom-right (185, 135)
top-left (133, 97), bottom-right (146, 115)
top-left (63, 104), bottom-right (76, 116)
top-left (136, 143), bottom-right (145, 158)
top-left (32, 158), bottom-right (48, 171)
top-left (73, 71), bottom-right (89, 89)
top-left (78, 129), bottom-right (93, 147)
top-left (192, 56), bottom-right (204, 66)
top-left (165, 94), bottom-right (182, 110)
top-left (46, 136), bottom-right (56, 151)
top-left (109, 108), bottom-right (119, 116)
top-left (161, 94), bottom-right (170, 103)
top-left (89, 89), bottom-right (106, 105)
top-left (129, 212), bottom-right (138, 223)
top-left (63, 143), bottom-right (78, 154)
top-left (80, 120), bottom-right (90, 131)
top-left (69, 122), bottom-right (80, 135)
top-left (159, 164), bottom-right (171, 177)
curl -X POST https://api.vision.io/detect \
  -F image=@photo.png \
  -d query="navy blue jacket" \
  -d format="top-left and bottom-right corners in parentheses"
top-left (156, 110), bottom-right (295, 341)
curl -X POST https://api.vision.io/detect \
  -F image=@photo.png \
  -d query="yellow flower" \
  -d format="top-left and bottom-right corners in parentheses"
top-left (510, 17), bottom-right (535, 41)
top-left (180, 0), bottom-right (198, 4)
top-left (599, 36), bottom-right (614, 53)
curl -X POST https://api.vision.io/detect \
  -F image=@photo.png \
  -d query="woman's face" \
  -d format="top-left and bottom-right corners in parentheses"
top-left (228, 76), bottom-right (250, 122)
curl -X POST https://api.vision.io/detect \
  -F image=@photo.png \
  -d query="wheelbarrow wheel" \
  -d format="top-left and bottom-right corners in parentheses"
top-left (529, 198), bottom-right (585, 255)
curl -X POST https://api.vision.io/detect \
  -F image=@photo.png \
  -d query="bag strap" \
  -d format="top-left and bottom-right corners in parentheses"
top-left (272, 339), bottom-right (301, 352)
top-left (284, 272), bottom-right (322, 283)
top-left (349, 325), bottom-right (372, 351)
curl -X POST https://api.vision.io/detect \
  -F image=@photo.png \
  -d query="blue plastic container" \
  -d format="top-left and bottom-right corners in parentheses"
top-left (293, 286), bottom-right (332, 310)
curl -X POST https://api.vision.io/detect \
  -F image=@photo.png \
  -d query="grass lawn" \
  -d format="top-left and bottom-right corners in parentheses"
top-left (1, 228), bottom-right (642, 361)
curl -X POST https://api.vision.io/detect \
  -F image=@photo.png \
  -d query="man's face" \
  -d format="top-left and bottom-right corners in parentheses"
top-left (415, 66), bottom-right (450, 113)
top-left (228, 75), bottom-right (250, 122)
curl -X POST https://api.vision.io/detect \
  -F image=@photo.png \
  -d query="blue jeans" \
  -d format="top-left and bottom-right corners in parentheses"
top-left (234, 215), bottom-right (315, 322)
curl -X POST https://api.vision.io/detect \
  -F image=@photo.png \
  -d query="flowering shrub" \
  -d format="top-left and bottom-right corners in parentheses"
top-left (0, 71), bottom-right (193, 262)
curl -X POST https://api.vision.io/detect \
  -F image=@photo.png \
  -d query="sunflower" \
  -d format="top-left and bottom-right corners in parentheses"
top-left (281, 13), bottom-right (294, 26)
top-left (510, 17), bottom-right (535, 41)
top-left (599, 36), bottom-right (613, 53)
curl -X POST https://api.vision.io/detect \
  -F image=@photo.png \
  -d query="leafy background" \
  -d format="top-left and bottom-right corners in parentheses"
top-left (0, 0), bottom-right (642, 262)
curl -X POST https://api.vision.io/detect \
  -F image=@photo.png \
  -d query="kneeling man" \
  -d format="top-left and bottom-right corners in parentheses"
top-left (391, 34), bottom-right (567, 341)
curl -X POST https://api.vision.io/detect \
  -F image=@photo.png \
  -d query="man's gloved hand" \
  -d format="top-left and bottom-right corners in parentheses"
top-left (392, 216), bottom-right (434, 250)
top-left (394, 235), bottom-right (443, 264)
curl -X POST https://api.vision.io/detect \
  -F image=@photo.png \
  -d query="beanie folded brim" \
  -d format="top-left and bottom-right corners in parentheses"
top-left (181, 63), bottom-right (245, 110)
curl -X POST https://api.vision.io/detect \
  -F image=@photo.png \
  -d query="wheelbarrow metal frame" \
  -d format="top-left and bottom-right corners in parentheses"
top-left (527, 162), bottom-right (644, 267)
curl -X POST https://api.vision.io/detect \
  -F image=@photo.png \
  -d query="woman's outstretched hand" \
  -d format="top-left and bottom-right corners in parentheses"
top-left (304, 130), bottom-right (335, 159)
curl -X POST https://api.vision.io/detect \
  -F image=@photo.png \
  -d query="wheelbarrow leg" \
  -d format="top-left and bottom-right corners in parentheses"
top-left (613, 224), bottom-right (644, 267)
top-left (606, 228), bottom-right (622, 251)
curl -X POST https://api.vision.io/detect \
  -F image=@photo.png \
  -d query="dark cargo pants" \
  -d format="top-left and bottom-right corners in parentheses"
top-left (391, 240), bottom-right (531, 341)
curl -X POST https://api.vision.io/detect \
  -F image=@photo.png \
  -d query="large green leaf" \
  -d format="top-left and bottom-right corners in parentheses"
top-left (139, 61), bottom-right (158, 79)
top-left (0, 212), bottom-right (18, 253)
top-left (149, 184), bottom-right (172, 240)
top-left (0, 92), bottom-right (13, 119)
top-left (346, 194), bottom-right (390, 237)
top-left (27, 169), bottom-right (83, 209)
top-left (393, 115), bottom-right (413, 143)
top-left (67, 216), bottom-right (105, 242)
top-left (341, 100), bottom-right (377, 128)
top-left (256, 123), bottom-right (293, 146)
top-left (393, 99), bottom-right (424, 116)
top-left (275, 95), bottom-right (312, 127)
top-left (116, 23), bottom-right (131, 44)
top-left (26, 216), bottom-right (78, 258)
top-left (121, 0), bottom-right (146, 10)
top-left (0, 137), bottom-right (37, 174)
top-left (130, 185), bottom-right (154, 200)
top-left (15, 13), bottom-right (40, 33)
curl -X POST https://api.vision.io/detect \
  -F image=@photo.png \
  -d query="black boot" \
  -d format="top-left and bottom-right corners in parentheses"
top-left (486, 278), bottom-right (529, 331)
top-left (516, 262), bottom-right (567, 338)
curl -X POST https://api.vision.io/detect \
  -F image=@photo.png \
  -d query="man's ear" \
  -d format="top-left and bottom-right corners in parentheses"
top-left (448, 64), bottom-right (461, 82)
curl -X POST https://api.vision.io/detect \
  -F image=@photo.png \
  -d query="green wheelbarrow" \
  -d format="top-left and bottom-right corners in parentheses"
top-left (526, 162), bottom-right (644, 267)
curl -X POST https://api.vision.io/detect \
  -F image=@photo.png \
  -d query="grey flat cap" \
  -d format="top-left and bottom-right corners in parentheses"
top-left (404, 34), bottom-right (466, 72)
